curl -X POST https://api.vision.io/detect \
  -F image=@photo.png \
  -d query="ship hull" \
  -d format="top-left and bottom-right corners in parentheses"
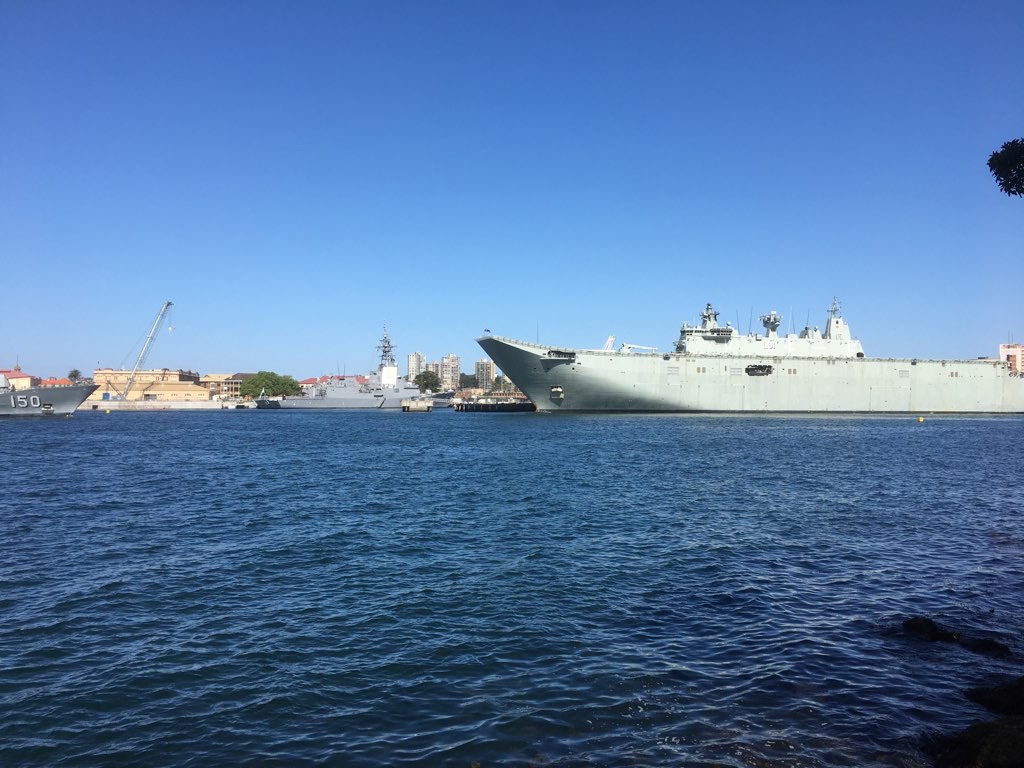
top-left (0, 384), bottom-right (99, 417)
top-left (276, 390), bottom-right (418, 410)
top-left (478, 337), bottom-right (1024, 414)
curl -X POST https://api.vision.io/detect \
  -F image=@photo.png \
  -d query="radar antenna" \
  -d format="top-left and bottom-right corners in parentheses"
top-left (760, 310), bottom-right (782, 335)
top-left (376, 326), bottom-right (396, 368)
top-left (700, 303), bottom-right (719, 329)
top-left (828, 297), bottom-right (842, 319)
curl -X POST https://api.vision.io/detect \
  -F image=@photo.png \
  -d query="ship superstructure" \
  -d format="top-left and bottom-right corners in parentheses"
top-left (673, 300), bottom-right (863, 359)
top-left (477, 300), bottom-right (1024, 413)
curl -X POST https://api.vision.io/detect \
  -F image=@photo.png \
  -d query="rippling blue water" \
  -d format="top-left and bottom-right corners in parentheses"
top-left (3, 411), bottom-right (1024, 766)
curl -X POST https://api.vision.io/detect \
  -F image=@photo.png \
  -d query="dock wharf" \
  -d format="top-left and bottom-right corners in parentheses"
top-left (401, 399), bottom-right (433, 412)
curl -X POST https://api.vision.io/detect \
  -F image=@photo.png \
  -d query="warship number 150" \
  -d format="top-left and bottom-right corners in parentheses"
top-left (1, 373), bottom-right (98, 417)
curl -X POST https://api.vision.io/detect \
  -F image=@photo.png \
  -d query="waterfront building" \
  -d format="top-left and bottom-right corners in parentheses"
top-left (475, 358), bottom-right (496, 389)
top-left (492, 375), bottom-right (524, 397)
top-left (89, 368), bottom-right (210, 402)
top-left (0, 366), bottom-right (40, 391)
top-left (200, 373), bottom-right (255, 398)
top-left (1001, 343), bottom-right (1024, 374)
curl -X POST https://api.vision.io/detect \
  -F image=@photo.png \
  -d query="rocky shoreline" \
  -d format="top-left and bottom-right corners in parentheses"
top-left (899, 616), bottom-right (1023, 767)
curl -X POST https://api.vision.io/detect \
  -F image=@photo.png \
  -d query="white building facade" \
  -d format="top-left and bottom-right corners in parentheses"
top-left (406, 351), bottom-right (427, 381)
top-left (475, 358), bottom-right (496, 389)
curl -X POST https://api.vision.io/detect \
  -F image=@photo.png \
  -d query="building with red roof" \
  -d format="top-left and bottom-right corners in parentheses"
top-left (0, 366), bottom-right (40, 391)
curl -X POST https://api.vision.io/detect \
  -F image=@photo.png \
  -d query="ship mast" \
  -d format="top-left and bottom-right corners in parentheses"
top-left (376, 326), bottom-right (396, 369)
top-left (823, 297), bottom-right (843, 340)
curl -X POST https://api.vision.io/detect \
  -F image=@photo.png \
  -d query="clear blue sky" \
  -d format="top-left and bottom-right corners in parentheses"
top-left (2, 1), bottom-right (1022, 378)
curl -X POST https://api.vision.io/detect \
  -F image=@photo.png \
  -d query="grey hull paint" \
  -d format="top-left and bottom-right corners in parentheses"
top-left (277, 392), bottom-right (414, 409)
top-left (477, 337), bottom-right (1024, 414)
top-left (0, 384), bottom-right (99, 417)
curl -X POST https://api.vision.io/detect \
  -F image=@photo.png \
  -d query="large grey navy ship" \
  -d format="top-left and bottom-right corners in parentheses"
top-left (272, 329), bottom-right (422, 410)
top-left (0, 373), bottom-right (98, 417)
top-left (477, 300), bottom-right (1024, 413)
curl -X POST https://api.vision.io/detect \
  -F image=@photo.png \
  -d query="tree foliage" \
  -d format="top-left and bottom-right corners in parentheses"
top-left (459, 373), bottom-right (477, 389)
top-left (67, 369), bottom-right (82, 382)
top-left (240, 371), bottom-right (302, 398)
top-left (413, 370), bottom-right (442, 393)
top-left (988, 138), bottom-right (1024, 197)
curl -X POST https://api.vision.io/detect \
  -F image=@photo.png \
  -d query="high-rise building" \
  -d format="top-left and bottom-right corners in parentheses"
top-left (1001, 343), bottom-right (1024, 373)
top-left (475, 358), bottom-right (496, 389)
top-left (407, 351), bottom-right (426, 381)
top-left (440, 353), bottom-right (461, 391)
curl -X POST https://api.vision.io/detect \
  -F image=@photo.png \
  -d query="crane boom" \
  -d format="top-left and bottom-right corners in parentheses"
top-left (121, 300), bottom-right (173, 399)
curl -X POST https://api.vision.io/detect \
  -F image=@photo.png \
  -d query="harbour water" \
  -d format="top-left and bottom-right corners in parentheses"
top-left (2, 411), bottom-right (1023, 766)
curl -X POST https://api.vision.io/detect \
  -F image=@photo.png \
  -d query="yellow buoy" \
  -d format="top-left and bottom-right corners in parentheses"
top-left (918, 416), bottom-right (924, 423)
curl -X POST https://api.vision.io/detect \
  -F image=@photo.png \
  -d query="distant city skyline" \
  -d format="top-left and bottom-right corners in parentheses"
top-left (2, 2), bottom-right (1021, 377)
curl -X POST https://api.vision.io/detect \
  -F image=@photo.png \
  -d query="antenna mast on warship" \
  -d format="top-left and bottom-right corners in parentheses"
top-left (376, 326), bottom-right (397, 369)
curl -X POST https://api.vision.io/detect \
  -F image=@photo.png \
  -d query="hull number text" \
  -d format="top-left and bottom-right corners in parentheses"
top-left (9, 395), bottom-right (42, 408)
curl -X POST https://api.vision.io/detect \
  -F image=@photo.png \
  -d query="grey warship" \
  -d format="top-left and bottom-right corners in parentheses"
top-left (0, 373), bottom-right (98, 417)
top-left (275, 329), bottom-right (422, 410)
top-left (477, 300), bottom-right (1024, 413)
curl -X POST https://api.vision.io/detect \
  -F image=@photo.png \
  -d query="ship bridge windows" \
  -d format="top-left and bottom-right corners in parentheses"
top-left (701, 329), bottom-right (733, 342)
